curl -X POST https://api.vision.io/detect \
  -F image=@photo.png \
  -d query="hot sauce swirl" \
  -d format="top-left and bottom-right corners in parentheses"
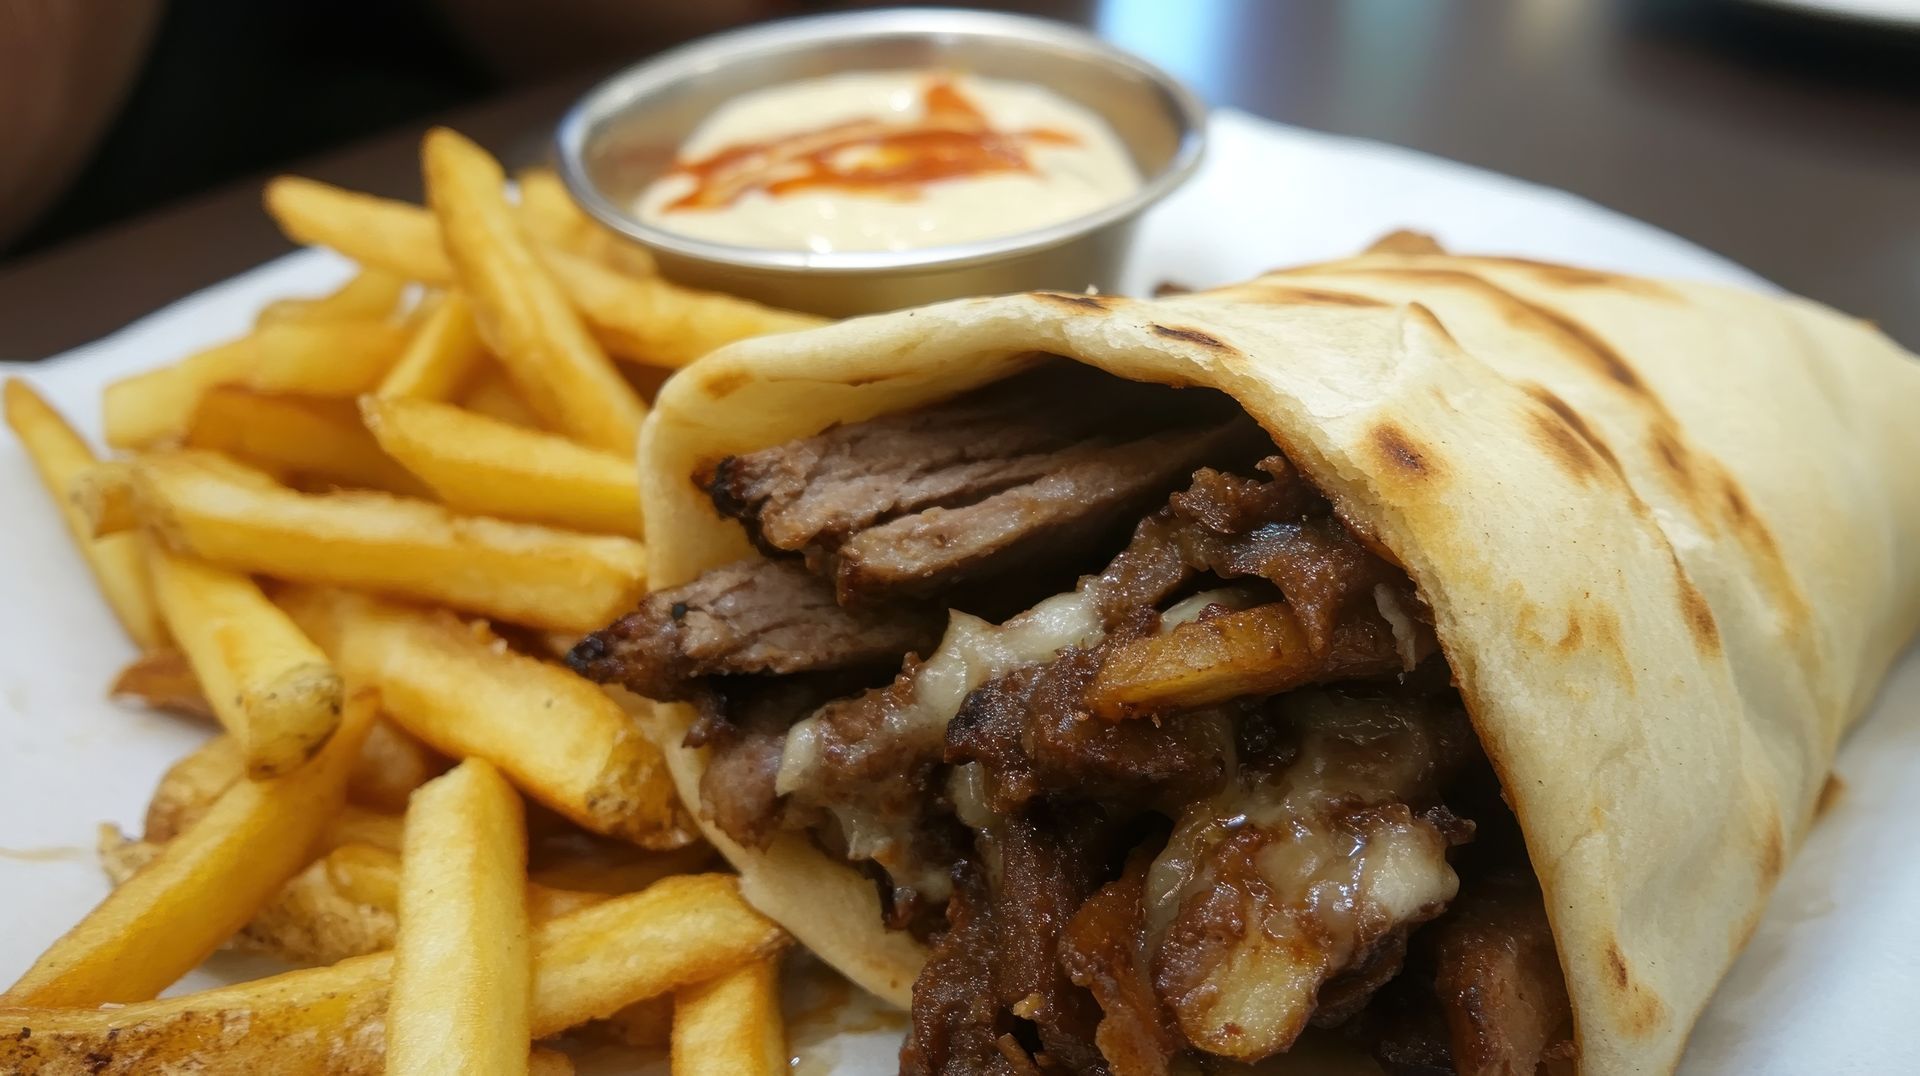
top-left (637, 72), bottom-right (1141, 253)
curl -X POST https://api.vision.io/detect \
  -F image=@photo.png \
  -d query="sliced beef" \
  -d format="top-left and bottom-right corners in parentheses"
top-left (1360, 871), bottom-right (1574, 1076)
top-left (902, 864), bottom-right (1032, 1076)
top-left (707, 363), bottom-right (1225, 562)
top-left (566, 558), bottom-right (940, 699)
top-left (1061, 850), bottom-right (1188, 1076)
top-left (830, 420), bottom-right (1265, 605)
top-left (947, 616), bottom-right (1234, 815)
top-left (686, 676), bottom-right (861, 850)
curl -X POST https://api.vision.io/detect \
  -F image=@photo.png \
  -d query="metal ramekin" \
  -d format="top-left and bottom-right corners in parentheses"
top-left (553, 8), bottom-right (1206, 317)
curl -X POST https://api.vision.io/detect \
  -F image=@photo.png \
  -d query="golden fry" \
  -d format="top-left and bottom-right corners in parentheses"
top-left (248, 319), bottom-right (410, 396)
top-left (349, 718), bottom-right (446, 813)
top-left (423, 127), bottom-right (645, 451)
top-left (516, 167), bottom-right (657, 278)
top-left (143, 735), bottom-right (243, 842)
top-left (323, 805), bottom-right (406, 854)
top-left (4, 380), bottom-right (166, 647)
top-left (2, 692), bottom-right (373, 1007)
top-left (0, 874), bottom-right (785, 1073)
top-left (257, 268), bottom-right (408, 325)
top-left (600, 995), bottom-right (673, 1048)
top-left (287, 588), bottom-right (684, 846)
top-left (388, 759), bottom-right (531, 1076)
top-left (377, 290), bottom-right (488, 400)
top-left (528, 1048), bottom-right (575, 1076)
top-left (134, 450), bottom-right (648, 632)
top-left (459, 365), bottom-right (543, 427)
top-left (149, 544), bottom-right (343, 777)
top-left (672, 958), bottom-right (788, 1076)
top-left (185, 386), bottom-right (425, 493)
top-left (110, 647), bottom-right (215, 722)
top-left (361, 395), bottom-right (642, 536)
top-left (265, 175), bottom-right (454, 282)
top-left (543, 246), bottom-right (825, 368)
top-left (68, 458), bottom-right (139, 538)
top-left (101, 337), bottom-right (254, 448)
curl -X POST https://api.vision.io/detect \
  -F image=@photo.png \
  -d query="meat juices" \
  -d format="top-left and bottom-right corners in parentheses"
top-left (570, 363), bottom-right (1575, 1075)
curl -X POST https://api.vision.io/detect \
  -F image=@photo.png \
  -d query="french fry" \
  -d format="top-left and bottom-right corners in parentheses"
top-left (265, 175), bottom-right (455, 283)
top-left (529, 832), bottom-right (715, 895)
top-left (185, 386), bottom-right (426, 494)
top-left (2, 691), bottom-right (374, 1007)
top-left (600, 995), bottom-right (673, 1048)
top-left (285, 587), bottom-right (684, 846)
top-left (349, 718), bottom-right (446, 813)
top-left (149, 544), bottom-right (343, 778)
top-left (0, 874), bottom-right (785, 1073)
top-left (257, 268), bottom-right (408, 325)
top-left (516, 167), bottom-right (658, 278)
top-left (247, 318), bottom-right (410, 396)
top-left (377, 290), bottom-right (488, 400)
top-left (143, 735), bottom-right (243, 842)
top-left (324, 805), bottom-right (405, 854)
top-left (423, 127), bottom-right (645, 451)
top-left (134, 449), bottom-right (648, 632)
top-left (263, 175), bottom-right (817, 368)
top-left (101, 337), bottom-right (255, 448)
top-left (361, 395), bottom-right (642, 536)
top-left (460, 365), bottom-right (544, 427)
top-left (324, 842), bottom-right (600, 923)
top-left (68, 458), bottom-right (139, 537)
top-left (529, 1048), bottom-right (575, 1076)
top-left (5, 380), bottom-right (167, 647)
top-left (110, 647), bottom-right (215, 722)
top-left (542, 246), bottom-right (825, 367)
top-left (388, 759), bottom-right (531, 1076)
top-left (672, 958), bottom-right (788, 1076)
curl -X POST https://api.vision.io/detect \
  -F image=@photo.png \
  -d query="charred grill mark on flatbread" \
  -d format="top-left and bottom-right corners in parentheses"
top-left (1673, 559), bottom-right (1722, 654)
top-left (1465, 256), bottom-right (1680, 299)
top-left (1033, 291), bottom-right (1116, 312)
top-left (1150, 323), bottom-right (1235, 350)
top-left (1816, 773), bottom-right (1845, 817)
top-left (1364, 229), bottom-right (1448, 256)
top-left (1759, 811), bottom-right (1786, 882)
top-left (1369, 422), bottom-right (1441, 480)
top-left (1212, 283), bottom-right (1389, 308)
top-left (697, 366), bottom-right (753, 399)
top-left (1407, 302), bottom-right (1460, 348)
top-left (1524, 384), bottom-right (1625, 481)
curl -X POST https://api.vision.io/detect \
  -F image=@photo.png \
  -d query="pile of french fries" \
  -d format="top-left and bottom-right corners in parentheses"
top-left (1, 127), bottom-right (825, 1075)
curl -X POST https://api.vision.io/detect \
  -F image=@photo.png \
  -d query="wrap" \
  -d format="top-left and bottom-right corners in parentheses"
top-left (635, 248), bottom-right (1920, 1073)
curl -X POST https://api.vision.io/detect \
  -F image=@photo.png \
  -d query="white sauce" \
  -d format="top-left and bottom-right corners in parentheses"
top-left (637, 71), bottom-right (1141, 253)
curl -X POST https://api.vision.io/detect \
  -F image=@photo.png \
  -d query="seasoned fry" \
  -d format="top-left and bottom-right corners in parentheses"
top-left (68, 458), bottom-right (139, 537)
top-left (101, 337), bottom-right (255, 448)
top-left (0, 874), bottom-right (785, 1073)
top-left (185, 386), bottom-right (426, 493)
top-left (424, 128), bottom-right (644, 451)
top-left (516, 166), bottom-right (658, 278)
top-left (388, 759), bottom-right (531, 1076)
top-left (149, 544), bottom-right (343, 777)
top-left (377, 290), bottom-right (488, 400)
top-left (257, 268), bottom-right (408, 325)
top-left (133, 450), bottom-right (647, 632)
top-left (460, 365), bottom-right (543, 427)
top-left (349, 718), bottom-right (446, 813)
top-left (248, 318), bottom-right (410, 395)
top-left (361, 395), bottom-right (642, 536)
top-left (1085, 602), bottom-right (1392, 718)
top-left (324, 805), bottom-right (406, 854)
top-left (265, 175), bottom-right (455, 283)
top-left (286, 587), bottom-right (684, 846)
top-left (672, 958), bottom-right (788, 1076)
top-left (143, 735), bottom-right (243, 841)
top-left (542, 246), bottom-right (825, 367)
top-left (5, 380), bottom-right (166, 647)
top-left (2, 692), bottom-right (374, 1007)
top-left (110, 647), bottom-right (215, 721)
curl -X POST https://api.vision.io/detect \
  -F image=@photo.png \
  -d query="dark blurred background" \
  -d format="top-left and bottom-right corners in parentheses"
top-left (3, 0), bottom-right (1916, 348)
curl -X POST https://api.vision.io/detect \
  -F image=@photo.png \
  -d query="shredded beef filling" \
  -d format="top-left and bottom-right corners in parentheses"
top-left (571, 368), bottom-right (1575, 1075)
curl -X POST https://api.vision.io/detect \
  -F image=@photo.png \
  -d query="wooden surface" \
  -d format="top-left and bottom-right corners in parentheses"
top-left (2, 0), bottom-right (1915, 357)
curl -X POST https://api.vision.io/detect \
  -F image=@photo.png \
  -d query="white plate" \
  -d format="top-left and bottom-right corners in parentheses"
top-left (3, 110), bottom-right (1913, 1074)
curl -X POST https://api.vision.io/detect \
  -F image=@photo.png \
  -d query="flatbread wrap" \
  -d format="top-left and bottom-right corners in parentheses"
top-left (571, 245), bottom-right (1920, 1074)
